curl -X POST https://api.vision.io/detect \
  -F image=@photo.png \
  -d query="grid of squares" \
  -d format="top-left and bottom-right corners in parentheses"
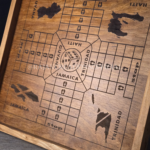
top-left (37, 78), bottom-right (84, 135)
top-left (14, 30), bottom-right (57, 77)
top-left (58, 0), bottom-right (104, 41)
top-left (87, 41), bottom-right (144, 99)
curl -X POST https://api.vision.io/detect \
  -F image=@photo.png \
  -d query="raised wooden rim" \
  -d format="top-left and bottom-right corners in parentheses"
top-left (131, 73), bottom-right (150, 150)
top-left (0, 124), bottom-right (68, 150)
top-left (0, 0), bottom-right (17, 66)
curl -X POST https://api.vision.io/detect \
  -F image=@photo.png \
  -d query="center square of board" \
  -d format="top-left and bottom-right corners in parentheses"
top-left (1, 0), bottom-right (150, 150)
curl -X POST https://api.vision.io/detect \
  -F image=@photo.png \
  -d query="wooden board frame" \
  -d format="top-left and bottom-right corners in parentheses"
top-left (0, 0), bottom-right (22, 88)
top-left (0, 0), bottom-right (150, 150)
top-left (0, 0), bottom-right (18, 65)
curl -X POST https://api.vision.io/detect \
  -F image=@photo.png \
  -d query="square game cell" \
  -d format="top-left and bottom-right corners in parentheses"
top-left (116, 44), bottom-right (125, 56)
top-left (95, 1), bottom-right (105, 9)
top-left (40, 99), bottom-right (50, 109)
top-left (14, 61), bottom-right (21, 71)
top-left (107, 43), bottom-right (117, 55)
top-left (33, 32), bottom-right (40, 42)
top-left (65, 0), bottom-right (74, 7)
top-left (31, 65), bottom-right (38, 75)
top-left (42, 91), bottom-right (52, 101)
top-left (65, 125), bottom-right (75, 135)
top-left (124, 45), bottom-right (135, 58)
top-left (73, 91), bottom-right (84, 100)
top-left (71, 99), bottom-right (81, 109)
top-left (46, 34), bottom-right (53, 44)
top-left (59, 23), bottom-right (69, 31)
top-left (89, 27), bottom-right (99, 35)
top-left (27, 32), bottom-right (34, 41)
top-left (99, 42), bottom-right (108, 53)
top-left (69, 108), bottom-right (79, 118)
top-left (37, 116), bottom-right (46, 125)
top-left (45, 84), bottom-right (54, 92)
top-left (90, 18), bottom-right (101, 27)
top-left (124, 85), bottom-right (135, 99)
top-left (20, 62), bottom-right (27, 72)
top-left (63, 7), bottom-right (72, 15)
top-left (91, 78), bottom-right (99, 90)
top-left (21, 30), bottom-right (28, 40)
top-left (39, 33), bottom-right (47, 43)
top-left (61, 15), bottom-right (70, 24)
top-left (26, 63), bottom-right (33, 74)
top-left (67, 116), bottom-right (77, 127)
top-left (38, 66), bottom-right (45, 77)
top-left (133, 47), bottom-right (144, 59)
top-left (93, 9), bottom-right (103, 18)
top-left (107, 81), bottom-right (117, 94)
top-left (98, 80), bottom-right (108, 92)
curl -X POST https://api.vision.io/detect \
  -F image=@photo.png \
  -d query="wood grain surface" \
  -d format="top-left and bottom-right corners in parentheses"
top-left (0, 0), bottom-right (150, 150)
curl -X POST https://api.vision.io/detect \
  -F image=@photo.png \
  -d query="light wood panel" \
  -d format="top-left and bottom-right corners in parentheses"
top-left (0, 0), bottom-right (17, 65)
top-left (1, 0), bottom-right (150, 150)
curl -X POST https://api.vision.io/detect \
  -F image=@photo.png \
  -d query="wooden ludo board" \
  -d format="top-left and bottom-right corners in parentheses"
top-left (0, 0), bottom-right (150, 149)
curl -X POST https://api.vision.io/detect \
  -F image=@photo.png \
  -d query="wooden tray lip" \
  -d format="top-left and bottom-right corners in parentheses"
top-left (0, 123), bottom-right (68, 150)
top-left (0, 0), bottom-right (17, 66)
top-left (0, 1), bottom-right (149, 150)
top-left (131, 73), bottom-right (150, 150)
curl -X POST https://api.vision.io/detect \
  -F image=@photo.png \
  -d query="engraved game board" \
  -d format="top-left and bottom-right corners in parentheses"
top-left (1, 0), bottom-right (150, 149)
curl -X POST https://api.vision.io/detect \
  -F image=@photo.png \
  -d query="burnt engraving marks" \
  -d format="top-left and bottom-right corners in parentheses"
top-left (38, 2), bottom-right (61, 19)
top-left (96, 108), bottom-right (111, 143)
top-left (61, 49), bottom-right (81, 72)
top-left (108, 11), bottom-right (144, 36)
top-left (92, 94), bottom-right (111, 143)
top-left (11, 84), bottom-right (39, 102)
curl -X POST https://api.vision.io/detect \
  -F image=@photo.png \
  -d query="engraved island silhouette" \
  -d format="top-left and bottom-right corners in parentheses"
top-left (92, 94), bottom-right (111, 143)
top-left (11, 84), bottom-right (39, 102)
top-left (96, 108), bottom-right (111, 143)
top-left (108, 11), bottom-right (144, 36)
top-left (38, 2), bottom-right (61, 19)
